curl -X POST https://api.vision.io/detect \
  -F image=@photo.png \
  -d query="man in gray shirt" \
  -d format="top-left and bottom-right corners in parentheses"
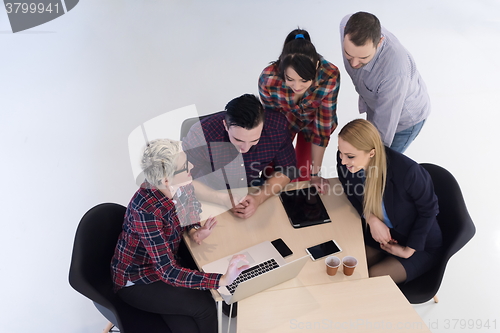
top-left (340, 12), bottom-right (430, 153)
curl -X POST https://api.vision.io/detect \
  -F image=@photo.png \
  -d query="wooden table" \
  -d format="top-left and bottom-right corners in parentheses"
top-left (187, 178), bottom-right (369, 292)
top-left (237, 275), bottom-right (431, 333)
top-left (186, 179), bottom-right (429, 333)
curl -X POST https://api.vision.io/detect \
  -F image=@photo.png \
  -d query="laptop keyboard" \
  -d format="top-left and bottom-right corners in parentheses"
top-left (226, 258), bottom-right (280, 294)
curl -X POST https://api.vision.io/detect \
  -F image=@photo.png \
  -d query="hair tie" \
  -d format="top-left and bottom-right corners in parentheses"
top-left (295, 34), bottom-right (305, 39)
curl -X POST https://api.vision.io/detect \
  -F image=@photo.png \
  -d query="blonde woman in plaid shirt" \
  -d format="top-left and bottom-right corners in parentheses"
top-left (259, 29), bottom-right (340, 193)
top-left (112, 139), bottom-right (249, 332)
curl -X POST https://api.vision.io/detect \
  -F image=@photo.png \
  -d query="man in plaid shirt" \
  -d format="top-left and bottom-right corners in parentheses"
top-left (182, 94), bottom-right (297, 219)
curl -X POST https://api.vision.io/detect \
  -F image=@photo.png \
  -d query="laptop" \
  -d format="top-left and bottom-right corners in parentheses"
top-left (202, 241), bottom-right (309, 304)
top-left (279, 186), bottom-right (332, 228)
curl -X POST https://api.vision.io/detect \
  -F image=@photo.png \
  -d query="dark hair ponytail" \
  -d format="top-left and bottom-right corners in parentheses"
top-left (276, 28), bottom-right (319, 81)
top-left (283, 29), bottom-right (312, 46)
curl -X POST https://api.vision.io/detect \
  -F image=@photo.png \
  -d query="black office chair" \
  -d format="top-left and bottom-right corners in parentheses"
top-left (398, 163), bottom-right (476, 304)
top-left (68, 203), bottom-right (172, 333)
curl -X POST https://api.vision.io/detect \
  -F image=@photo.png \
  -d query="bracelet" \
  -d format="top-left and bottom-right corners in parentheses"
top-left (310, 172), bottom-right (321, 177)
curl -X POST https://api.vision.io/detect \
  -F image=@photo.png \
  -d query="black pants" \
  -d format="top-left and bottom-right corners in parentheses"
top-left (117, 240), bottom-right (217, 333)
top-left (118, 282), bottom-right (217, 333)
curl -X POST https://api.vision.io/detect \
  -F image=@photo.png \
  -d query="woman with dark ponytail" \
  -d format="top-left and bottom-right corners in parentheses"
top-left (258, 29), bottom-right (340, 192)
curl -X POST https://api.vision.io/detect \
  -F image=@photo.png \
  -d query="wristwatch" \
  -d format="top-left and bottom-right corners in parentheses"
top-left (190, 224), bottom-right (201, 231)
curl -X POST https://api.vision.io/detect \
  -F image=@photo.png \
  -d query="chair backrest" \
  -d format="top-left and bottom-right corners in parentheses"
top-left (180, 111), bottom-right (224, 140)
top-left (69, 203), bottom-right (171, 333)
top-left (69, 203), bottom-right (126, 310)
top-left (399, 163), bottom-right (475, 303)
top-left (420, 163), bottom-right (476, 259)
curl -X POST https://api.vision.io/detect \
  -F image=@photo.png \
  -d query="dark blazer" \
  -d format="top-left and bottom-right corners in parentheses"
top-left (337, 147), bottom-right (442, 252)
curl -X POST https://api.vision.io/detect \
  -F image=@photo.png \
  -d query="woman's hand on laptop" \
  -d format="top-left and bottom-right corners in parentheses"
top-left (189, 216), bottom-right (218, 245)
top-left (219, 254), bottom-right (250, 286)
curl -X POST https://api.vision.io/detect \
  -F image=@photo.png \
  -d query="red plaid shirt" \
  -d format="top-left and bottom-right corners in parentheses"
top-left (258, 56), bottom-right (340, 147)
top-left (111, 184), bottom-right (221, 291)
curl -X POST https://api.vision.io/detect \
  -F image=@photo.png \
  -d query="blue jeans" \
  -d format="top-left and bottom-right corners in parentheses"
top-left (390, 119), bottom-right (426, 153)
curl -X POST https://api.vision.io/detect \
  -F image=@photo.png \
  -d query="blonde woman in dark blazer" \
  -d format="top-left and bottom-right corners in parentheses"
top-left (336, 119), bottom-right (442, 283)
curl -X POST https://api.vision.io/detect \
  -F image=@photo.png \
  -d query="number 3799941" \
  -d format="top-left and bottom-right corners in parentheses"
top-left (5, 2), bottom-right (60, 14)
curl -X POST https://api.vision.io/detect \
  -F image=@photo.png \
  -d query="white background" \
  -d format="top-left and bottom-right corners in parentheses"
top-left (1, 1), bottom-right (499, 332)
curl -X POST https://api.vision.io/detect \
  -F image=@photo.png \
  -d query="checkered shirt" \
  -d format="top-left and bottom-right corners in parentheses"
top-left (182, 111), bottom-right (297, 190)
top-left (111, 184), bottom-right (221, 291)
top-left (258, 56), bottom-right (340, 147)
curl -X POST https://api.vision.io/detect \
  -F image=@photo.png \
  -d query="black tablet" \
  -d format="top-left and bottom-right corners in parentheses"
top-left (279, 187), bottom-right (331, 228)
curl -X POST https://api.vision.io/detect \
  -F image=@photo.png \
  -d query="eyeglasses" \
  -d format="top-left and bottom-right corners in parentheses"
top-left (173, 158), bottom-right (189, 176)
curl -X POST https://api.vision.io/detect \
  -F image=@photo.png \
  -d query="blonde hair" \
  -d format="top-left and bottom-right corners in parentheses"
top-left (141, 139), bottom-right (181, 186)
top-left (338, 119), bottom-right (387, 221)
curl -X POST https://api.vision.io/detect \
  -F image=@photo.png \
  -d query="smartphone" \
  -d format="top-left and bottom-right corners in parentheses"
top-left (271, 238), bottom-right (293, 258)
top-left (305, 240), bottom-right (342, 261)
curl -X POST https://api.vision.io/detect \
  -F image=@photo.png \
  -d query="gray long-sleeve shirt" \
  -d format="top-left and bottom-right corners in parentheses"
top-left (340, 14), bottom-right (431, 146)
